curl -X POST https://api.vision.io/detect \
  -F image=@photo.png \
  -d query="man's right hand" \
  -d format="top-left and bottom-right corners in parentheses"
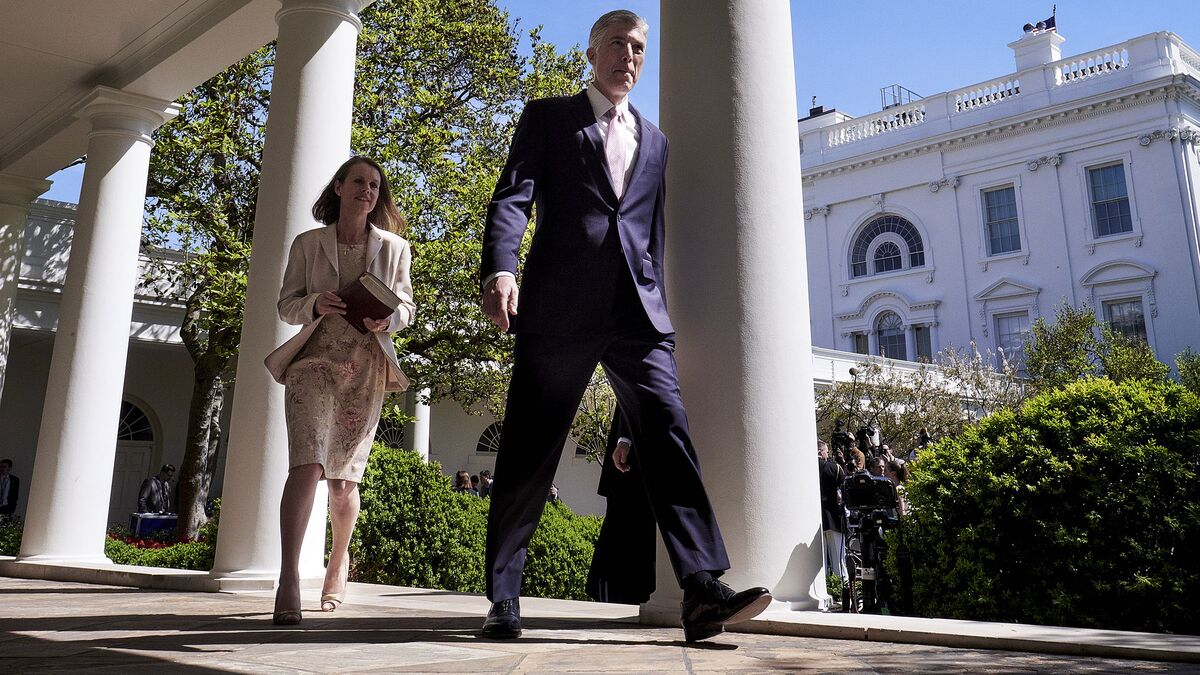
top-left (482, 275), bottom-right (519, 332)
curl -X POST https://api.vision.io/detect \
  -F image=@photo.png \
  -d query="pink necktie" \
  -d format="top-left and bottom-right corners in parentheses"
top-left (605, 107), bottom-right (627, 199)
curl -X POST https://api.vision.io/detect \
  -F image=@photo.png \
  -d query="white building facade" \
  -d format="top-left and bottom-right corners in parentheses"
top-left (800, 30), bottom-right (1200, 369)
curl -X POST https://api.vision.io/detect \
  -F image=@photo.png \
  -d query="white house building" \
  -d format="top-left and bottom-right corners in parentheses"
top-left (800, 28), bottom-right (1200, 369)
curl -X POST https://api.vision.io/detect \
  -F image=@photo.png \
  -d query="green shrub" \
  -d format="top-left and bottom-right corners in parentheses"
top-left (352, 444), bottom-right (485, 591)
top-left (524, 501), bottom-right (602, 600)
top-left (0, 518), bottom-right (21, 556)
top-left (103, 537), bottom-right (215, 570)
top-left (902, 377), bottom-right (1200, 633)
top-left (353, 444), bottom-right (601, 600)
top-left (0, 517), bottom-right (214, 569)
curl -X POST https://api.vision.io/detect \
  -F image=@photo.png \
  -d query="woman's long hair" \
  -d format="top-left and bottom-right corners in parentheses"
top-left (311, 156), bottom-right (405, 233)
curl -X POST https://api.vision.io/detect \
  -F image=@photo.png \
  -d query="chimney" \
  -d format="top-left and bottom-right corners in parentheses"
top-left (1008, 30), bottom-right (1066, 71)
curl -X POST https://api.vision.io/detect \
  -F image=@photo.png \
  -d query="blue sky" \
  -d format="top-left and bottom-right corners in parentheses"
top-left (41, 1), bottom-right (1200, 203)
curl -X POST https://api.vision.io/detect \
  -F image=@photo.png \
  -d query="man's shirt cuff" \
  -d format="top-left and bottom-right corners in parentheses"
top-left (483, 271), bottom-right (515, 289)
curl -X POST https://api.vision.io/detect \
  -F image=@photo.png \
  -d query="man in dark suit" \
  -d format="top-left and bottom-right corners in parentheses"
top-left (136, 464), bottom-right (175, 514)
top-left (0, 459), bottom-right (19, 517)
top-left (479, 9), bottom-right (771, 642)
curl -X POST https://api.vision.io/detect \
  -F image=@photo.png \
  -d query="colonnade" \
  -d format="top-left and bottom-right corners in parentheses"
top-left (6, 0), bottom-right (827, 612)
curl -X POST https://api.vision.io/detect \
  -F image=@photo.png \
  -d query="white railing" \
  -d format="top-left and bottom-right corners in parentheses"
top-left (811, 32), bottom-right (1190, 155)
top-left (1179, 42), bottom-right (1200, 74)
top-left (955, 78), bottom-right (1020, 112)
top-left (827, 102), bottom-right (926, 147)
top-left (1056, 46), bottom-right (1128, 84)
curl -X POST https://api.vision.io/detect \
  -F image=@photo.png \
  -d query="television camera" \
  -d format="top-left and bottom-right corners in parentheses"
top-left (842, 471), bottom-right (901, 614)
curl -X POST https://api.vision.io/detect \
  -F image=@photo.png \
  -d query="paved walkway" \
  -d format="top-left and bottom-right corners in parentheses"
top-left (3, 576), bottom-right (1198, 673)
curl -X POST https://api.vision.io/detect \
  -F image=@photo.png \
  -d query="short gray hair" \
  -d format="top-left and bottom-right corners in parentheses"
top-left (588, 9), bottom-right (649, 52)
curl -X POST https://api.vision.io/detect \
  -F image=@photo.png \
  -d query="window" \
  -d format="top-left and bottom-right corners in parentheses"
top-left (1088, 164), bottom-right (1132, 237)
top-left (117, 400), bottom-right (154, 441)
top-left (876, 311), bottom-right (906, 359)
top-left (476, 422), bottom-right (503, 453)
top-left (852, 332), bottom-right (869, 355)
top-left (873, 242), bottom-right (903, 273)
top-left (850, 215), bottom-right (925, 278)
top-left (1103, 298), bottom-right (1146, 341)
top-left (983, 186), bottom-right (1021, 255)
top-left (914, 324), bottom-right (933, 361)
top-left (374, 417), bottom-right (406, 449)
top-left (994, 312), bottom-right (1030, 369)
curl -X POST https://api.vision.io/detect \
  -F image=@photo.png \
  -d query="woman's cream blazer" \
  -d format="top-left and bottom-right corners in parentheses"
top-left (264, 222), bottom-right (416, 392)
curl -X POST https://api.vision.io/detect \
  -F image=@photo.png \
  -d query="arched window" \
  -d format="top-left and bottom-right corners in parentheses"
top-left (476, 422), bottom-right (503, 454)
top-left (117, 400), bottom-right (154, 441)
top-left (374, 417), bottom-right (406, 449)
top-left (873, 241), bottom-right (902, 273)
top-left (850, 215), bottom-right (925, 278)
top-left (876, 311), bottom-right (906, 360)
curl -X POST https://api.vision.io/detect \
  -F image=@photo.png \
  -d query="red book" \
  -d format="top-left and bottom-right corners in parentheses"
top-left (337, 271), bottom-right (401, 334)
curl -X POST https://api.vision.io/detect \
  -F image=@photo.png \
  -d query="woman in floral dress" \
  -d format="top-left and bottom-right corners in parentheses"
top-left (264, 156), bottom-right (415, 625)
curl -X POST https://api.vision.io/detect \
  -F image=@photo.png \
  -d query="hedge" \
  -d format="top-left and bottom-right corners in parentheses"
top-left (352, 443), bottom-right (602, 600)
top-left (901, 377), bottom-right (1200, 633)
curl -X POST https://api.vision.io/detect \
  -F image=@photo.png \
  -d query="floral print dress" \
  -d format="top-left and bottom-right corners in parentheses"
top-left (283, 242), bottom-right (385, 482)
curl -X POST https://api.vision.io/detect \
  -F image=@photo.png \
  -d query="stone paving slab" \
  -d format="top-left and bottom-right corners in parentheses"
top-left (3, 577), bottom-right (1198, 673)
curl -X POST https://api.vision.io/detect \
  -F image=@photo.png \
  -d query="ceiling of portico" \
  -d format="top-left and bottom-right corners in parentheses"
top-left (0, 0), bottom-right (278, 180)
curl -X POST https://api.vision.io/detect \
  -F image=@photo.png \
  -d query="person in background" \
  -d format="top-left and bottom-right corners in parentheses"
top-left (263, 156), bottom-right (416, 626)
top-left (817, 441), bottom-right (847, 582)
top-left (137, 464), bottom-right (175, 514)
top-left (0, 459), bottom-right (20, 517)
top-left (884, 458), bottom-right (911, 517)
top-left (587, 407), bottom-right (656, 604)
top-left (867, 456), bottom-right (886, 478)
top-left (453, 470), bottom-right (478, 496)
top-left (478, 469), bottom-right (494, 498)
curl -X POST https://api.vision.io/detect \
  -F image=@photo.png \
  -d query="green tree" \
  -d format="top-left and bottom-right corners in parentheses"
top-left (814, 343), bottom-right (1027, 454)
top-left (143, 45), bottom-right (272, 537)
top-left (1024, 304), bottom-right (1102, 389)
top-left (1025, 303), bottom-right (1169, 390)
top-left (352, 0), bottom-right (586, 420)
top-left (1178, 347), bottom-right (1200, 395)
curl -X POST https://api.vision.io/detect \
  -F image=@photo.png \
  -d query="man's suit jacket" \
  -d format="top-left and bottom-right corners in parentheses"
top-left (482, 90), bottom-right (673, 335)
top-left (137, 477), bottom-right (170, 514)
top-left (265, 223), bottom-right (416, 392)
top-left (0, 475), bottom-right (18, 515)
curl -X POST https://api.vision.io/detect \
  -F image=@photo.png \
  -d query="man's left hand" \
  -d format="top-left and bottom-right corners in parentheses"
top-left (613, 439), bottom-right (632, 473)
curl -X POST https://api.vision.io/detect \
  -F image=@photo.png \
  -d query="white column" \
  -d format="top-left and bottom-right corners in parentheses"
top-left (905, 324), bottom-right (917, 361)
top-left (407, 388), bottom-right (431, 462)
top-left (652, 0), bottom-right (826, 617)
top-left (0, 174), bottom-right (51, 401)
top-left (211, 0), bottom-right (366, 582)
top-left (18, 88), bottom-right (177, 563)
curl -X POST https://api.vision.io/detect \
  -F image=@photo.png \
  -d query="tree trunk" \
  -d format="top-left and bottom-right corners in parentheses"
top-left (174, 361), bottom-right (226, 539)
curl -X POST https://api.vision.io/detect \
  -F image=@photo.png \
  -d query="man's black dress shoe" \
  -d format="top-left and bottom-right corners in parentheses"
top-left (482, 598), bottom-right (522, 638)
top-left (680, 579), bottom-right (772, 642)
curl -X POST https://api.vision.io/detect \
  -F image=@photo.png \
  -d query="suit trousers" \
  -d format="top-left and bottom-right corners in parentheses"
top-left (485, 324), bottom-right (731, 602)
